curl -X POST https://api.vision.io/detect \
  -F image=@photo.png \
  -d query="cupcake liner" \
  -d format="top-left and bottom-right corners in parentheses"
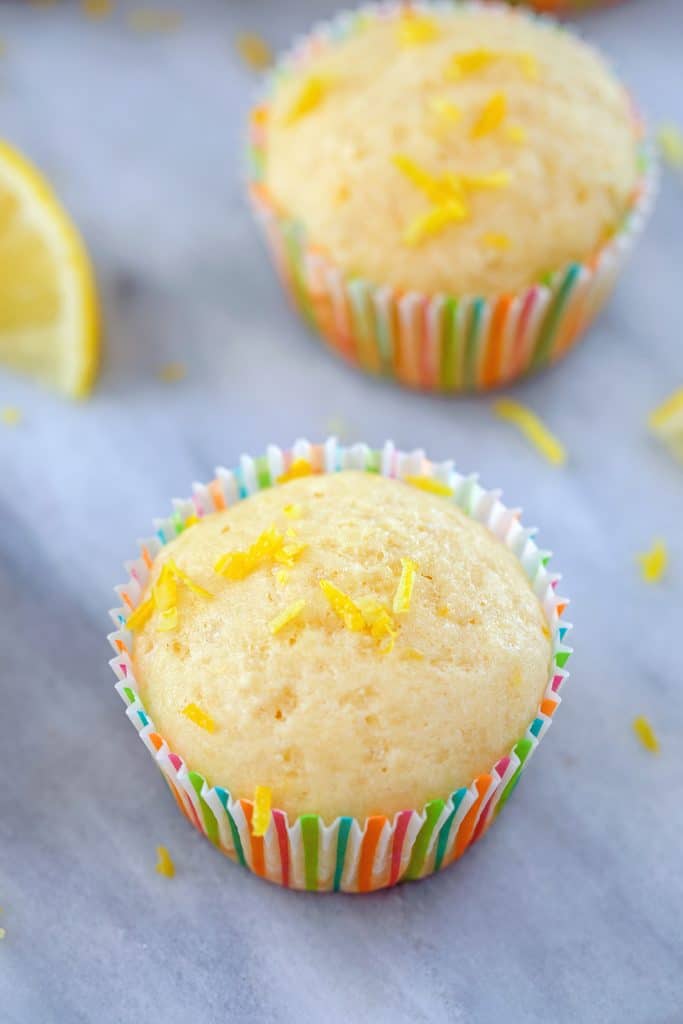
top-left (247, 1), bottom-right (656, 393)
top-left (500, 1), bottom-right (625, 14)
top-left (109, 439), bottom-right (573, 892)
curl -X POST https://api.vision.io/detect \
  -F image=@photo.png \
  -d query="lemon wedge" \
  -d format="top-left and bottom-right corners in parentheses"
top-left (0, 140), bottom-right (99, 397)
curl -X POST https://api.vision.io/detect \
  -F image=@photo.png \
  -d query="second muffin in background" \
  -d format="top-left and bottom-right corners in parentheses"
top-left (248, 3), bottom-right (653, 392)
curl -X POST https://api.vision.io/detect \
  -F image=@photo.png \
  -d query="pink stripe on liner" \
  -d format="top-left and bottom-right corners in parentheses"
top-left (510, 287), bottom-right (540, 379)
top-left (168, 753), bottom-right (182, 771)
top-left (272, 809), bottom-right (290, 888)
top-left (389, 810), bottom-right (413, 886)
top-left (552, 674), bottom-right (565, 692)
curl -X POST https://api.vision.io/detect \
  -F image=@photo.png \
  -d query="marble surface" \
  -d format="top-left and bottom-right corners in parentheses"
top-left (1, 1), bottom-right (682, 1021)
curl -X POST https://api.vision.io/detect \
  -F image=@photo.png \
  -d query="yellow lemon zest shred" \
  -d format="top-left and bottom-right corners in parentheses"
top-left (472, 92), bottom-right (507, 138)
top-left (397, 13), bottom-right (439, 46)
top-left (125, 597), bottom-right (154, 632)
top-left (182, 702), bottom-right (216, 733)
top-left (320, 580), bottom-right (366, 631)
top-left (460, 170), bottom-right (510, 190)
top-left (633, 716), bottom-right (660, 753)
top-left (446, 48), bottom-right (495, 79)
top-left (481, 232), bottom-right (511, 250)
top-left (504, 123), bottom-right (526, 144)
top-left (404, 475), bottom-right (453, 497)
top-left (235, 31), bottom-right (273, 71)
top-left (402, 647), bottom-right (425, 661)
top-left (269, 598), bottom-right (307, 635)
top-left (155, 845), bottom-right (175, 878)
top-left (636, 539), bottom-right (668, 584)
top-left (285, 77), bottom-right (331, 124)
top-left (393, 558), bottom-right (419, 615)
top-left (215, 526), bottom-right (284, 579)
top-left (283, 503), bottom-right (302, 519)
top-left (648, 387), bottom-right (683, 430)
top-left (277, 458), bottom-right (314, 483)
top-left (428, 96), bottom-right (462, 124)
top-left (165, 559), bottom-right (214, 599)
top-left (494, 399), bottom-right (567, 467)
top-left (275, 569), bottom-right (289, 586)
top-left (404, 199), bottom-right (467, 245)
top-left (252, 786), bottom-right (272, 836)
top-left (516, 53), bottom-right (539, 80)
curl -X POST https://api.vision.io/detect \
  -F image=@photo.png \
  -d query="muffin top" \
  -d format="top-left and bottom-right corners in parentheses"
top-left (132, 470), bottom-right (551, 822)
top-left (263, 8), bottom-right (638, 296)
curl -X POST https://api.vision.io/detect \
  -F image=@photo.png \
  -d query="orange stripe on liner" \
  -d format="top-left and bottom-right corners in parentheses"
top-left (482, 294), bottom-right (512, 389)
top-left (208, 479), bottom-right (226, 511)
top-left (453, 775), bottom-right (492, 861)
top-left (358, 816), bottom-right (387, 893)
top-left (540, 698), bottom-right (558, 717)
top-left (240, 800), bottom-right (266, 877)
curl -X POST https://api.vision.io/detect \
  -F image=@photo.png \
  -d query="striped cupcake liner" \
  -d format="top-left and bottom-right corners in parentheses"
top-left (500, 1), bottom-right (626, 14)
top-left (108, 439), bottom-right (572, 893)
top-left (246, 1), bottom-right (656, 393)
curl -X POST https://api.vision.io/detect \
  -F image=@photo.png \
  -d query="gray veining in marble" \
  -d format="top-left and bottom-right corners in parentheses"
top-left (0, 1), bottom-right (682, 1022)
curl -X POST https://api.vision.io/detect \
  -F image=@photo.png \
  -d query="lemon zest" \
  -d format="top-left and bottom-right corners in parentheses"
top-left (182, 702), bottom-right (216, 733)
top-left (402, 647), bottom-right (425, 661)
top-left (657, 123), bottom-right (683, 169)
top-left (125, 597), bottom-right (154, 632)
top-left (392, 154), bottom-right (459, 204)
top-left (320, 579), bottom-right (366, 631)
top-left (393, 558), bottom-right (419, 615)
top-left (446, 48), bottom-right (495, 79)
top-left (275, 569), bottom-right (289, 586)
top-left (494, 399), bottom-right (567, 466)
top-left (460, 170), bottom-right (510, 190)
top-left (277, 458), bottom-right (314, 483)
top-left (472, 92), bottom-right (507, 138)
top-left (404, 199), bottom-right (467, 245)
top-left (252, 786), bottom-right (272, 836)
top-left (215, 525), bottom-right (284, 579)
top-left (648, 387), bottom-right (683, 430)
top-left (516, 53), bottom-right (539, 80)
top-left (397, 13), bottom-right (439, 46)
top-left (285, 76), bottom-right (331, 124)
top-left (636, 539), bottom-right (668, 584)
top-left (235, 31), bottom-right (272, 71)
top-left (155, 845), bottom-right (175, 878)
top-left (165, 559), bottom-right (213, 599)
top-left (481, 232), bottom-right (511, 250)
top-left (504, 123), bottom-right (526, 144)
top-left (269, 598), bottom-right (307, 635)
top-left (404, 475), bottom-right (453, 497)
top-left (283, 503), bottom-right (302, 519)
top-left (428, 96), bottom-right (462, 124)
top-left (437, 605), bottom-right (450, 617)
top-left (633, 716), bottom-right (660, 753)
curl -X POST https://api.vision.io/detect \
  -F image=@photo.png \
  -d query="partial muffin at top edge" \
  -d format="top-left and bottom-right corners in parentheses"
top-left (264, 6), bottom-right (639, 297)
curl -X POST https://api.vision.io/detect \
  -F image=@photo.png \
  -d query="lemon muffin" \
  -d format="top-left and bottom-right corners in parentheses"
top-left (249, 4), bottom-right (651, 391)
top-left (112, 442), bottom-right (571, 891)
top-left (130, 471), bottom-right (550, 821)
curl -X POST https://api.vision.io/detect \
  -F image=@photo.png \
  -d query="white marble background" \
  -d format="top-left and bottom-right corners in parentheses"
top-left (0, 1), bottom-right (681, 1021)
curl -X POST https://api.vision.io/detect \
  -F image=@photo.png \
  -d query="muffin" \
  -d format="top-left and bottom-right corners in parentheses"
top-left (110, 440), bottom-right (571, 891)
top-left (248, 3), bottom-right (652, 392)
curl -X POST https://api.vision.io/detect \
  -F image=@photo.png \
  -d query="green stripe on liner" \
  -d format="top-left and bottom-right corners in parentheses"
top-left (555, 650), bottom-right (571, 668)
top-left (440, 298), bottom-right (459, 391)
top-left (254, 455), bottom-right (271, 490)
top-left (122, 687), bottom-right (136, 704)
top-left (532, 263), bottom-right (581, 369)
top-left (464, 298), bottom-right (485, 392)
top-left (300, 814), bottom-right (320, 891)
top-left (434, 789), bottom-right (467, 872)
top-left (404, 799), bottom-right (445, 881)
top-left (365, 449), bottom-right (381, 474)
top-left (188, 771), bottom-right (219, 846)
top-left (495, 738), bottom-right (534, 817)
top-left (283, 223), bottom-right (316, 328)
top-left (216, 788), bottom-right (246, 866)
top-left (334, 817), bottom-right (353, 892)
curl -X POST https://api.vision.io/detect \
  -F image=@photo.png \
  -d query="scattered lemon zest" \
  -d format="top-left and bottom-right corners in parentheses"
top-left (494, 399), bottom-right (567, 466)
top-left (636, 539), bottom-right (668, 584)
top-left (404, 475), bottom-right (453, 497)
top-left (125, 597), bottom-right (154, 632)
top-left (472, 92), bottom-right (507, 138)
top-left (183, 702), bottom-right (216, 733)
top-left (155, 845), bottom-right (175, 877)
top-left (283, 503), bottom-right (302, 519)
top-left (516, 53), bottom-right (539, 80)
top-left (156, 606), bottom-right (179, 632)
top-left (81, 0), bottom-right (112, 18)
top-left (378, 635), bottom-right (396, 656)
top-left (437, 605), bottom-right (450, 617)
top-left (633, 716), bottom-right (660, 753)
top-left (275, 569), bottom-right (289, 586)
top-left (252, 786), bottom-right (272, 836)
top-left (481, 232), bottom-right (511, 250)
top-left (392, 154), bottom-right (459, 204)
top-left (275, 541), bottom-right (307, 567)
top-left (153, 563), bottom-right (177, 611)
top-left (277, 458), bottom-right (313, 483)
top-left (235, 31), bottom-right (272, 71)
top-left (128, 9), bottom-right (181, 33)
top-left (320, 579), bottom-right (366, 632)
top-left (158, 361), bottom-right (186, 383)
top-left (649, 387), bottom-right (683, 430)
top-left (269, 598), bottom-right (307, 635)
top-left (215, 525), bottom-right (284, 579)
top-left (657, 123), bottom-right (683, 169)
top-left (1, 406), bottom-right (21, 427)
top-left (393, 558), bottom-right (419, 615)
top-left (446, 48), bottom-right (495, 79)
top-left (285, 76), bottom-right (331, 124)
top-left (428, 96), bottom-right (462, 125)
top-left (404, 199), bottom-right (467, 245)
top-left (165, 559), bottom-right (213, 599)
top-left (402, 647), bottom-right (425, 661)
top-left (184, 515), bottom-right (199, 528)
top-left (504, 123), bottom-right (526, 144)
top-left (460, 170), bottom-right (510, 190)
top-left (397, 13), bottom-right (439, 46)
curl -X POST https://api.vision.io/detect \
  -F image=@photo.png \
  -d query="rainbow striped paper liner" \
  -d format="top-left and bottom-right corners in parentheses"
top-left (246, 1), bottom-right (656, 393)
top-left (500, 1), bottom-right (625, 14)
top-left (108, 439), bottom-right (572, 893)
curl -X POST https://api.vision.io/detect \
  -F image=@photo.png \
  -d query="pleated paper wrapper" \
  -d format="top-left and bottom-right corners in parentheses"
top-left (247, 1), bottom-right (656, 393)
top-left (109, 439), bottom-right (572, 893)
